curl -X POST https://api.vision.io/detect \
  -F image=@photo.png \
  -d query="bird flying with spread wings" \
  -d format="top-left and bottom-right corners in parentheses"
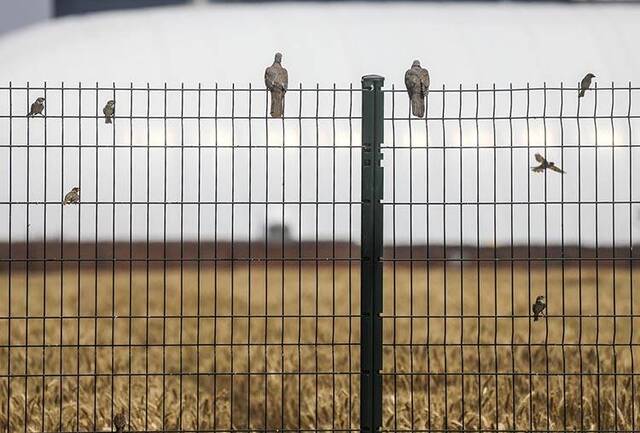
top-left (264, 52), bottom-right (288, 118)
top-left (404, 60), bottom-right (430, 118)
top-left (531, 153), bottom-right (565, 174)
top-left (579, 73), bottom-right (595, 98)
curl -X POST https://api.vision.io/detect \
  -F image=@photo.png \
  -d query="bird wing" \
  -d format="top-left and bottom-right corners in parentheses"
top-left (534, 153), bottom-right (545, 163)
top-left (264, 66), bottom-right (277, 90)
top-left (418, 67), bottom-right (430, 93)
top-left (404, 69), bottom-right (420, 98)
top-left (549, 165), bottom-right (565, 174)
top-left (531, 165), bottom-right (545, 173)
top-left (280, 66), bottom-right (289, 91)
top-left (581, 75), bottom-right (590, 90)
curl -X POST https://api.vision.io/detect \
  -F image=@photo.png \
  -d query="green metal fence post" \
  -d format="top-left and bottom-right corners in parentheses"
top-left (361, 74), bottom-right (384, 433)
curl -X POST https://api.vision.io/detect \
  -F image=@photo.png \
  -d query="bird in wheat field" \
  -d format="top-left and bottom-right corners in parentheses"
top-left (532, 295), bottom-right (546, 321)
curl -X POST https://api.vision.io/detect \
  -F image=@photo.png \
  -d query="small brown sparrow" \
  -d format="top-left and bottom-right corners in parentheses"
top-left (63, 187), bottom-right (80, 205)
top-left (579, 73), bottom-right (595, 98)
top-left (103, 100), bottom-right (115, 124)
top-left (27, 97), bottom-right (45, 116)
top-left (113, 410), bottom-right (127, 433)
top-left (532, 295), bottom-right (546, 321)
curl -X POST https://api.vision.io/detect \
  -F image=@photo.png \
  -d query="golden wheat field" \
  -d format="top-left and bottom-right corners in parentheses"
top-left (1, 261), bottom-right (640, 432)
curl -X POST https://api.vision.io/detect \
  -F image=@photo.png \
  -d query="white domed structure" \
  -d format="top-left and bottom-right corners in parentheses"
top-left (0, 3), bottom-right (638, 244)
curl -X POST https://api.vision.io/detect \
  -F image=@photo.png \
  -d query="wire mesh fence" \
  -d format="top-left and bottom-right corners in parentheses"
top-left (0, 79), bottom-right (639, 433)
top-left (380, 81), bottom-right (640, 432)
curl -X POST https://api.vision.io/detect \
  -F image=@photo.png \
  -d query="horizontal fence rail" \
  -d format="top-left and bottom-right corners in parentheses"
top-left (0, 80), bottom-right (639, 433)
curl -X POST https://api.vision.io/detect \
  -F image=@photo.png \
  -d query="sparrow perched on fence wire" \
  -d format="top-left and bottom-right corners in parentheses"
top-left (579, 73), bottom-right (595, 98)
top-left (532, 295), bottom-right (546, 321)
top-left (103, 100), bottom-right (115, 124)
top-left (264, 52), bottom-right (288, 118)
top-left (531, 153), bottom-right (565, 174)
top-left (63, 187), bottom-right (80, 205)
top-left (113, 411), bottom-right (127, 433)
top-left (27, 97), bottom-right (45, 116)
top-left (404, 60), bottom-right (430, 118)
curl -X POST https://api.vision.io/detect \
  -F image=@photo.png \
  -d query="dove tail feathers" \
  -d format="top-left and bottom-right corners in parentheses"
top-left (270, 88), bottom-right (285, 118)
top-left (105, 117), bottom-right (112, 124)
top-left (411, 96), bottom-right (425, 118)
top-left (578, 89), bottom-right (585, 98)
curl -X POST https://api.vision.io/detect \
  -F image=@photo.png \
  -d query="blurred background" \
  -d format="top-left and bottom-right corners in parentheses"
top-left (3, 0), bottom-right (640, 36)
top-left (1, 0), bottom-right (639, 246)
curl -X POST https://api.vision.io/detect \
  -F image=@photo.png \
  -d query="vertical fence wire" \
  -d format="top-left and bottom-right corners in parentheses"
top-left (629, 81), bottom-right (636, 433)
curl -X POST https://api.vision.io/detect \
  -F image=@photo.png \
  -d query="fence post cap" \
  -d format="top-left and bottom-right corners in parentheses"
top-left (362, 75), bottom-right (385, 87)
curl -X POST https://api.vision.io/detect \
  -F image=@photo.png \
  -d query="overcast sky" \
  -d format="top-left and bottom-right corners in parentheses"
top-left (1, 3), bottom-right (639, 245)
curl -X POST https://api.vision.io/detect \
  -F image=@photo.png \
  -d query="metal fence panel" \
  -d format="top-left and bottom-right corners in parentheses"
top-left (0, 82), bottom-right (363, 432)
top-left (1, 80), bottom-right (639, 433)
top-left (381, 82), bottom-right (640, 432)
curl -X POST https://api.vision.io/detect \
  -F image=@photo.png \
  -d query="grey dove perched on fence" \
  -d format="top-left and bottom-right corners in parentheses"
top-left (579, 73), bottom-right (595, 98)
top-left (404, 60), bottom-right (430, 118)
top-left (264, 52), bottom-right (288, 118)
